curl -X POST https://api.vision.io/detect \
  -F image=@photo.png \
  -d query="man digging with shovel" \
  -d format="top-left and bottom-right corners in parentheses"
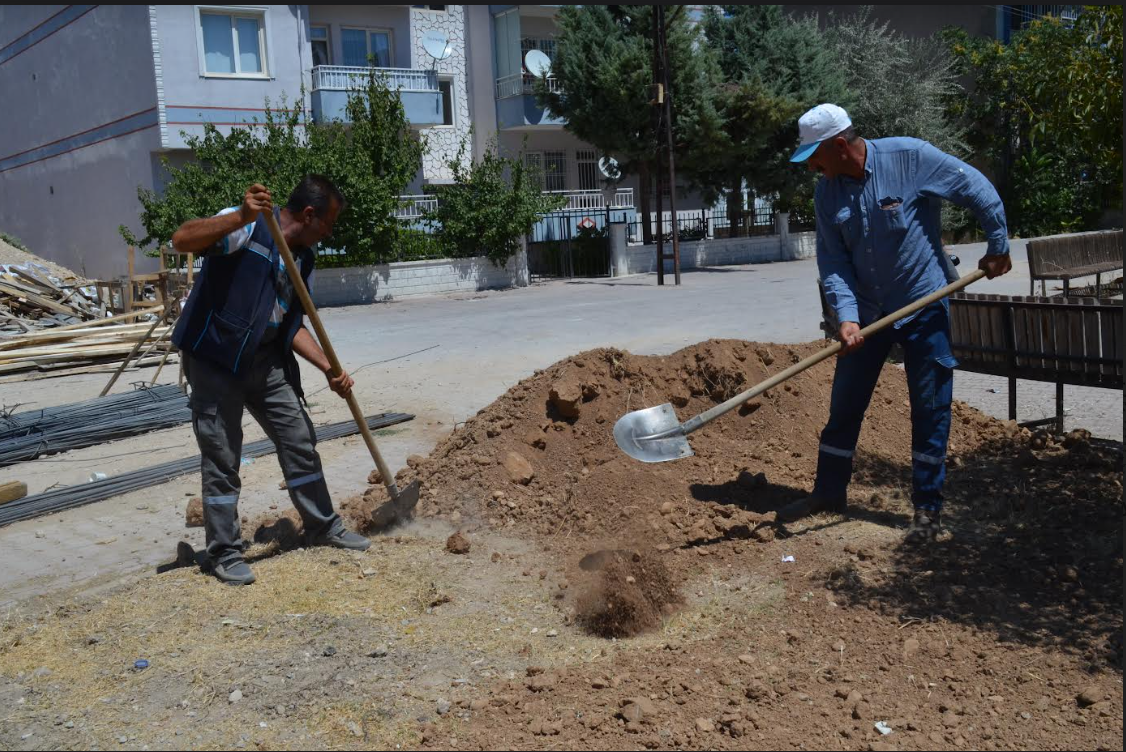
top-left (170, 176), bottom-right (370, 585)
top-left (779, 104), bottom-right (1013, 541)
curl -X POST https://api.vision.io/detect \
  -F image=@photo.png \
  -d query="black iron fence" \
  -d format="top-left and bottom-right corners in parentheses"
top-left (625, 203), bottom-right (779, 245)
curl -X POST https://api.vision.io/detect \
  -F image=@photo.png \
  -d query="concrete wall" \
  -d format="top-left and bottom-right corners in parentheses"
top-left (310, 250), bottom-right (530, 307)
top-left (611, 231), bottom-right (817, 277)
top-left (154, 5), bottom-right (309, 150)
top-left (0, 6), bottom-right (162, 279)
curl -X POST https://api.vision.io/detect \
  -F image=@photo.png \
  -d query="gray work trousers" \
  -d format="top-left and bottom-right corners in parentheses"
top-left (184, 347), bottom-right (343, 565)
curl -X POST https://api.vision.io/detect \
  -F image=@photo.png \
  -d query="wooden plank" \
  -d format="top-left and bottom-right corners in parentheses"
top-left (989, 294), bottom-right (1007, 368)
top-left (12, 266), bottom-right (61, 292)
top-left (1011, 296), bottom-right (1029, 370)
top-left (1081, 298), bottom-right (1100, 381)
top-left (0, 322), bottom-right (158, 350)
top-left (1069, 298), bottom-right (1086, 376)
top-left (0, 481), bottom-right (28, 506)
top-left (21, 304), bottom-right (163, 334)
top-left (0, 281), bottom-right (83, 318)
top-left (126, 246), bottom-right (135, 313)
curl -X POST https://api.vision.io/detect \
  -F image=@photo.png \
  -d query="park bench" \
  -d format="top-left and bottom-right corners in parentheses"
top-left (1026, 229), bottom-right (1122, 297)
top-left (948, 293), bottom-right (1123, 433)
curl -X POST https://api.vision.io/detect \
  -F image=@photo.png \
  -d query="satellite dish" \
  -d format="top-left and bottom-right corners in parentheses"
top-left (524, 49), bottom-right (552, 77)
top-left (422, 30), bottom-right (453, 62)
top-left (598, 156), bottom-right (622, 181)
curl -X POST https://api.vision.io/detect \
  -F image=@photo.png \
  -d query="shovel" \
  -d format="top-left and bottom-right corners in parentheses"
top-left (263, 211), bottom-right (420, 523)
top-left (614, 269), bottom-right (986, 463)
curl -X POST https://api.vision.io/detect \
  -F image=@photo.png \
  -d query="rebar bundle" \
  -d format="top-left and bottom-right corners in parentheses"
top-left (0, 385), bottom-right (191, 468)
top-left (0, 412), bottom-right (413, 527)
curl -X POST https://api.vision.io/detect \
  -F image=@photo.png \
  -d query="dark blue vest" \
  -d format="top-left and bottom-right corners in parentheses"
top-left (172, 210), bottom-right (313, 388)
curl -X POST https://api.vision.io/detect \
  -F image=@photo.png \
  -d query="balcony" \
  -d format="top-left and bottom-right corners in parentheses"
top-left (394, 194), bottom-right (438, 220)
top-left (495, 73), bottom-right (565, 129)
top-left (545, 188), bottom-right (635, 211)
top-left (310, 66), bottom-right (444, 126)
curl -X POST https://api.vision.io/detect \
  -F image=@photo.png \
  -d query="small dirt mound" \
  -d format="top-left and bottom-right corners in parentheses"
top-left (575, 549), bottom-right (682, 638)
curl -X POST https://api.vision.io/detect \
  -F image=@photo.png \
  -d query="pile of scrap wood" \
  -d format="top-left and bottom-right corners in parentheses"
top-left (0, 262), bottom-right (103, 332)
top-left (0, 305), bottom-right (175, 380)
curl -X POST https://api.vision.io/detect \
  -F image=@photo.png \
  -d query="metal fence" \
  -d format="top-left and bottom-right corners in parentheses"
top-left (625, 204), bottom-right (778, 245)
top-left (311, 66), bottom-right (439, 92)
top-left (526, 209), bottom-right (635, 279)
top-left (495, 73), bottom-right (562, 99)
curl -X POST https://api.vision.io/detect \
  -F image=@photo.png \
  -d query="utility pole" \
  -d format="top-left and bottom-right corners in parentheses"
top-left (650, 5), bottom-right (680, 286)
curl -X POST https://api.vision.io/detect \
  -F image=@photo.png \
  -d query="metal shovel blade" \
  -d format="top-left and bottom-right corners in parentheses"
top-left (371, 480), bottom-right (422, 532)
top-left (613, 403), bottom-right (694, 463)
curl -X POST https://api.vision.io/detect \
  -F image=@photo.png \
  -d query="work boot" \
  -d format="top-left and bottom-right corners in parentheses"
top-left (905, 508), bottom-right (941, 544)
top-left (312, 528), bottom-right (372, 552)
top-left (212, 555), bottom-right (256, 586)
top-left (777, 495), bottom-right (846, 524)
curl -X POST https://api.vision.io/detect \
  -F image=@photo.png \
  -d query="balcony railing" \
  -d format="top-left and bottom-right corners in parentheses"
top-left (544, 188), bottom-right (635, 211)
top-left (495, 73), bottom-right (562, 100)
top-left (312, 65), bottom-right (438, 92)
top-left (395, 194), bottom-right (438, 220)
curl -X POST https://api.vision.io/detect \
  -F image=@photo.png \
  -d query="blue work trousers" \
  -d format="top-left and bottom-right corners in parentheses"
top-left (814, 302), bottom-right (958, 512)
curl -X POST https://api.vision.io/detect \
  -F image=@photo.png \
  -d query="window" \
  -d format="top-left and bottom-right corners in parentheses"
top-left (525, 153), bottom-right (544, 190)
top-left (341, 27), bottom-right (391, 68)
top-left (576, 149), bottom-right (599, 191)
top-left (493, 9), bottom-right (520, 80)
top-left (413, 5), bottom-right (447, 11)
top-left (438, 79), bottom-right (455, 127)
top-left (198, 9), bottom-right (267, 76)
top-left (310, 25), bottom-right (329, 67)
top-left (543, 150), bottom-right (566, 192)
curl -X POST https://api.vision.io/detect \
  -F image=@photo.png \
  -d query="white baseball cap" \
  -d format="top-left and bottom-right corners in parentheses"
top-left (790, 103), bottom-right (852, 163)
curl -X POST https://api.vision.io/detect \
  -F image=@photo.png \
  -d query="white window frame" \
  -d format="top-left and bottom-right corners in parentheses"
top-left (435, 76), bottom-right (457, 129)
top-left (414, 5), bottom-right (449, 14)
top-left (310, 24), bottom-right (331, 67)
top-left (195, 6), bottom-right (272, 79)
top-left (340, 26), bottom-right (394, 68)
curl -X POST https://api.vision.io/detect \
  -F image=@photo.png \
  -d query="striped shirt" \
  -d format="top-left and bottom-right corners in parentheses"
top-left (214, 207), bottom-right (311, 331)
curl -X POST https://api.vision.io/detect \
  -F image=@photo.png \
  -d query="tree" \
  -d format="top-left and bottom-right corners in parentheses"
top-left (824, 8), bottom-right (966, 154)
top-left (424, 137), bottom-right (566, 265)
top-left (944, 5), bottom-right (1122, 235)
top-left (698, 6), bottom-right (849, 231)
top-left (120, 69), bottom-right (424, 266)
top-left (539, 5), bottom-right (723, 243)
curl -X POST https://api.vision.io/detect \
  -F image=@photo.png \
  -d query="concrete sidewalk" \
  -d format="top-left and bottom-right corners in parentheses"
top-left (0, 238), bottom-right (1119, 606)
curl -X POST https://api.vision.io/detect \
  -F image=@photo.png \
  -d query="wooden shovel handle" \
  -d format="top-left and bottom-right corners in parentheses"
top-left (680, 269), bottom-right (987, 436)
top-left (262, 211), bottom-right (400, 496)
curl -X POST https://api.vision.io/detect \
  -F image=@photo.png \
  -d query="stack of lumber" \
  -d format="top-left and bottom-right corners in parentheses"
top-left (0, 305), bottom-right (174, 380)
top-left (0, 262), bottom-right (101, 332)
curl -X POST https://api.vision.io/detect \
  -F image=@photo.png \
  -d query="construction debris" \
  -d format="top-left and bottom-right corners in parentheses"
top-left (0, 261), bottom-right (101, 330)
top-left (0, 303), bottom-right (173, 377)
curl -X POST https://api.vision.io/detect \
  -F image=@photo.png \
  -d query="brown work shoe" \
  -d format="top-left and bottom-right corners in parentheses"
top-left (904, 509), bottom-right (941, 544)
top-left (777, 495), bottom-right (847, 524)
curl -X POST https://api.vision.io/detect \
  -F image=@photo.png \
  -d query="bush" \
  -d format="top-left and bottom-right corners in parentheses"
top-left (424, 138), bottom-right (566, 265)
top-left (121, 70), bottom-right (423, 264)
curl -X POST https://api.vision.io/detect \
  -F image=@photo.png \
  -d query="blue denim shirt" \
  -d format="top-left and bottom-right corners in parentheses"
top-left (816, 137), bottom-right (1009, 327)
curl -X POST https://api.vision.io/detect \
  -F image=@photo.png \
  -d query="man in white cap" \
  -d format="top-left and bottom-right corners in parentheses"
top-left (779, 103), bottom-right (1012, 542)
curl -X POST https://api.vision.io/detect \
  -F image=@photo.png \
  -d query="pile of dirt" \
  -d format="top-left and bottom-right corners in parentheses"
top-left (387, 340), bottom-right (1006, 551)
top-left (251, 339), bottom-right (1122, 647)
top-left (574, 549), bottom-right (681, 638)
